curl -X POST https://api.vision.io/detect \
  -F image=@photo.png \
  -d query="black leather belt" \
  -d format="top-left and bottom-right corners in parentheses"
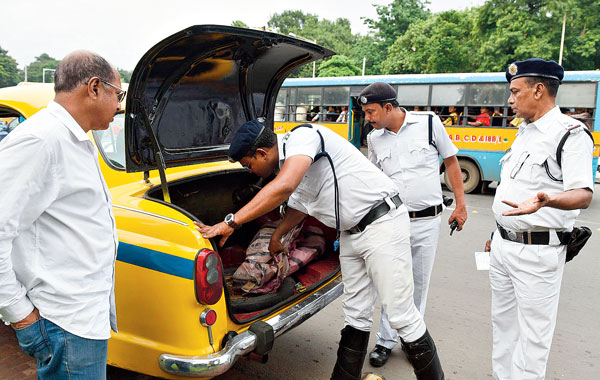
top-left (347, 195), bottom-right (402, 234)
top-left (408, 204), bottom-right (443, 219)
top-left (496, 224), bottom-right (569, 245)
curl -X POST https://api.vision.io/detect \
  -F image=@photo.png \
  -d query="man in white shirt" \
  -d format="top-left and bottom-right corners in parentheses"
top-left (197, 119), bottom-right (445, 380)
top-left (488, 59), bottom-right (593, 380)
top-left (359, 82), bottom-right (467, 367)
top-left (0, 50), bottom-right (123, 379)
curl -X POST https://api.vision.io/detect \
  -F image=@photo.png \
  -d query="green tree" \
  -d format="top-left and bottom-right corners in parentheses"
top-left (268, 10), bottom-right (362, 77)
top-left (118, 68), bottom-right (132, 83)
top-left (0, 46), bottom-right (21, 87)
top-left (364, 0), bottom-right (431, 52)
top-left (318, 55), bottom-right (361, 77)
top-left (382, 10), bottom-right (478, 74)
top-left (547, 0), bottom-right (600, 70)
top-left (26, 53), bottom-right (60, 83)
top-left (231, 20), bottom-right (249, 28)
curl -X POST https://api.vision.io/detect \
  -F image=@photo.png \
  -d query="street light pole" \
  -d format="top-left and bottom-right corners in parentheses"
top-left (559, 12), bottom-right (567, 65)
top-left (42, 68), bottom-right (56, 83)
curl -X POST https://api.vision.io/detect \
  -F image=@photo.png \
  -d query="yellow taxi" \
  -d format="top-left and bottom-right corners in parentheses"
top-left (0, 25), bottom-right (342, 378)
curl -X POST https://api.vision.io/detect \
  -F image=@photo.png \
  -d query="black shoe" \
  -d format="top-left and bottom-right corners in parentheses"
top-left (369, 345), bottom-right (391, 367)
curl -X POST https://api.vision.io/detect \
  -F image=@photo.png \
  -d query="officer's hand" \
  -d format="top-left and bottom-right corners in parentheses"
top-left (268, 236), bottom-right (286, 257)
top-left (448, 204), bottom-right (467, 231)
top-left (11, 308), bottom-right (40, 329)
top-left (502, 192), bottom-right (549, 216)
top-left (195, 221), bottom-right (234, 247)
top-left (484, 239), bottom-right (491, 252)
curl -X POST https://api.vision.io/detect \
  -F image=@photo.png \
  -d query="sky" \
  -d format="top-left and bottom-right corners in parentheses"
top-left (1, 0), bottom-right (485, 71)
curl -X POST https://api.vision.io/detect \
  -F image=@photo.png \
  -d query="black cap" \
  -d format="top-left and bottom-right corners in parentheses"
top-left (228, 119), bottom-right (265, 162)
top-left (358, 82), bottom-right (397, 105)
top-left (506, 58), bottom-right (564, 83)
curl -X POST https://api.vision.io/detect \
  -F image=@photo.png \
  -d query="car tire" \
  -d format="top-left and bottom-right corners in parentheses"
top-left (445, 159), bottom-right (481, 194)
top-left (229, 276), bottom-right (296, 314)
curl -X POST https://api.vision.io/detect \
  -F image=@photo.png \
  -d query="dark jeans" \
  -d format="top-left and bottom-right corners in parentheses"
top-left (13, 317), bottom-right (108, 380)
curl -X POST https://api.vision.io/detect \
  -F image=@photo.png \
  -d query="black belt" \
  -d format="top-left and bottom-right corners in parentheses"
top-left (496, 224), bottom-right (570, 245)
top-left (408, 204), bottom-right (443, 219)
top-left (347, 195), bottom-right (402, 234)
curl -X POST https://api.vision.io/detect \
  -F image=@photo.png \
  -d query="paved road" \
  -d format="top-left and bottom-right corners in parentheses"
top-left (2, 184), bottom-right (599, 380)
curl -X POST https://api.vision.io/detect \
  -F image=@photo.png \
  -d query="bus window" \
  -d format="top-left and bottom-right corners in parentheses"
top-left (323, 86), bottom-right (349, 122)
top-left (397, 84), bottom-right (429, 108)
top-left (556, 83), bottom-right (596, 108)
top-left (469, 83), bottom-right (506, 107)
top-left (468, 84), bottom-right (507, 126)
top-left (432, 84), bottom-right (466, 125)
top-left (275, 89), bottom-right (287, 121)
top-left (296, 87), bottom-right (321, 121)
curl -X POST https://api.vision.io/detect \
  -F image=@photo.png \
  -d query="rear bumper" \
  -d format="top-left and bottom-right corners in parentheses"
top-left (158, 276), bottom-right (343, 377)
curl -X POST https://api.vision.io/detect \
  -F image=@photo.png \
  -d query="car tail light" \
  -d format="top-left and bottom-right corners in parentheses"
top-left (194, 249), bottom-right (223, 305)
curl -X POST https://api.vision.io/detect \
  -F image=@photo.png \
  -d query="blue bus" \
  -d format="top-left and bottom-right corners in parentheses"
top-left (273, 72), bottom-right (600, 193)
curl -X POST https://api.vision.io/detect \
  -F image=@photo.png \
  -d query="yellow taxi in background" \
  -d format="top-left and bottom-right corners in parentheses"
top-left (0, 25), bottom-right (343, 379)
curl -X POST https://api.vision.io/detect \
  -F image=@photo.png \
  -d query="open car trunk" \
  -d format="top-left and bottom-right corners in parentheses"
top-left (145, 169), bottom-right (341, 323)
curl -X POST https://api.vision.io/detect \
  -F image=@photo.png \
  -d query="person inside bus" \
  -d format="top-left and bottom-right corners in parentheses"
top-left (442, 106), bottom-right (459, 125)
top-left (571, 108), bottom-right (593, 130)
top-left (311, 106), bottom-right (325, 122)
top-left (467, 106), bottom-right (491, 126)
top-left (326, 106), bottom-right (337, 122)
top-left (413, 106), bottom-right (423, 112)
top-left (491, 107), bottom-right (503, 126)
top-left (336, 106), bottom-right (349, 123)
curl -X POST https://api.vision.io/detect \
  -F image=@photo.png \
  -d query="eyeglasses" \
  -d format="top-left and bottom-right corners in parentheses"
top-left (100, 79), bottom-right (127, 103)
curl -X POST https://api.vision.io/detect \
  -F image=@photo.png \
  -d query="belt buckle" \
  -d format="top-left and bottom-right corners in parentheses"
top-left (507, 230), bottom-right (518, 242)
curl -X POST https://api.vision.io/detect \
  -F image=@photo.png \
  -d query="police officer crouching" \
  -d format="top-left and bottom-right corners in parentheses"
top-left (196, 118), bottom-right (445, 380)
top-left (488, 59), bottom-right (594, 380)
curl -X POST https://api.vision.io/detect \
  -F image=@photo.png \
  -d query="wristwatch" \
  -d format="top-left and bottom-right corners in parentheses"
top-left (224, 213), bottom-right (240, 229)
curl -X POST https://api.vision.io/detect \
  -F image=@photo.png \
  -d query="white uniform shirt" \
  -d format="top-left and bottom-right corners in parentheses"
top-left (279, 125), bottom-right (398, 230)
top-left (493, 106), bottom-right (594, 231)
top-left (367, 110), bottom-right (458, 212)
top-left (0, 101), bottom-right (118, 339)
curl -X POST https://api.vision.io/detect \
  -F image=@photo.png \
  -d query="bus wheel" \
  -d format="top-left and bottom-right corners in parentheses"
top-left (445, 160), bottom-right (481, 194)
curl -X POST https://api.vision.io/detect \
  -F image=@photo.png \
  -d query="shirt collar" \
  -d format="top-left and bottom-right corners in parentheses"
top-left (522, 106), bottom-right (561, 133)
top-left (46, 101), bottom-right (91, 143)
top-left (277, 133), bottom-right (286, 167)
top-left (383, 107), bottom-right (418, 135)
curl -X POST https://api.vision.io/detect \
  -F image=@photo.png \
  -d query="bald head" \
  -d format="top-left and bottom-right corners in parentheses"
top-left (54, 50), bottom-right (116, 93)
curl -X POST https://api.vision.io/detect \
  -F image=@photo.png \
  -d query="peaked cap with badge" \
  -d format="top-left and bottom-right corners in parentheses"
top-left (505, 58), bottom-right (564, 83)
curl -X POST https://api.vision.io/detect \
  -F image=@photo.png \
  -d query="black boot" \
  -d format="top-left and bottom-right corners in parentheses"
top-left (401, 330), bottom-right (444, 380)
top-left (330, 325), bottom-right (370, 380)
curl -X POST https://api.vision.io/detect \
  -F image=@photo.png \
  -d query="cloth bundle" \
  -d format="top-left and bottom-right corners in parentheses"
top-left (233, 221), bottom-right (326, 294)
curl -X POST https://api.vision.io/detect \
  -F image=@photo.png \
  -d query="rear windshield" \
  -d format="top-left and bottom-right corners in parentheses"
top-left (93, 113), bottom-right (125, 170)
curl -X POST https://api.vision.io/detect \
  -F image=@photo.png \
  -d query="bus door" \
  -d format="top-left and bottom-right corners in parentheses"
top-left (349, 95), bottom-right (370, 148)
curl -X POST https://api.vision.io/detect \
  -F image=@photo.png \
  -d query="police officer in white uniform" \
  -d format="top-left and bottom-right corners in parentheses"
top-left (197, 119), bottom-right (445, 380)
top-left (358, 82), bottom-right (468, 367)
top-left (488, 59), bottom-right (594, 380)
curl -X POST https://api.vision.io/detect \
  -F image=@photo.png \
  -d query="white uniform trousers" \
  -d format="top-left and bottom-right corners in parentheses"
top-left (340, 205), bottom-right (426, 343)
top-left (489, 232), bottom-right (566, 380)
top-left (375, 216), bottom-right (442, 348)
